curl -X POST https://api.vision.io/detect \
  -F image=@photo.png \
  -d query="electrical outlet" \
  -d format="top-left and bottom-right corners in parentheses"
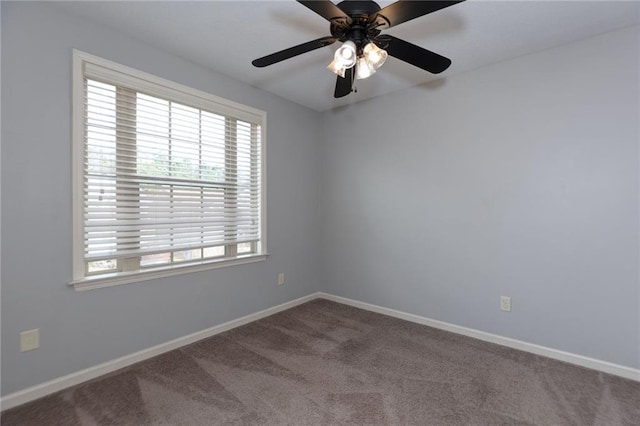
top-left (20, 329), bottom-right (40, 352)
top-left (278, 273), bottom-right (285, 285)
top-left (500, 296), bottom-right (512, 312)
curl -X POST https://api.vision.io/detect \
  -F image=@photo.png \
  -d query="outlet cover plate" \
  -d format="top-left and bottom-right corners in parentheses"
top-left (20, 329), bottom-right (40, 352)
top-left (500, 296), bottom-right (512, 312)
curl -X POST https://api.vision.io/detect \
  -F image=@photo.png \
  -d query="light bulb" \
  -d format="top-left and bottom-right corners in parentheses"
top-left (363, 41), bottom-right (388, 70)
top-left (355, 57), bottom-right (375, 80)
top-left (334, 41), bottom-right (357, 69)
top-left (327, 59), bottom-right (346, 78)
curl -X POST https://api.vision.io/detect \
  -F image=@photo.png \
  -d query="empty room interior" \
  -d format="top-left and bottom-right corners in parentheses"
top-left (1, 0), bottom-right (639, 424)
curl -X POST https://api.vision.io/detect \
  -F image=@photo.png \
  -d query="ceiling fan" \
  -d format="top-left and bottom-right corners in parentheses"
top-left (252, 0), bottom-right (466, 98)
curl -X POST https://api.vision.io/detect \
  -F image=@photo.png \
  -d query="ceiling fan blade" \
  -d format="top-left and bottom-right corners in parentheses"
top-left (371, 0), bottom-right (465, 29)
top-left (252, 36), bottom-right (338, 67)
top-left (381, 35), bottom-right (451, 74)
top-left (334, 67), bottom-right (354, 98)
top-left (297, 0), bottom-right (352, 23)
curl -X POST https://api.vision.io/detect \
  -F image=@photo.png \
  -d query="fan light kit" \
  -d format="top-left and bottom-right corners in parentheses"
top-left (252, 0), bottom-right (466, 98)
top-left (327, 40), bottom-right (387, 79)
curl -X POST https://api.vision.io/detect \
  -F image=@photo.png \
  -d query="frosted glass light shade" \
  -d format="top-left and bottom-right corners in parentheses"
top-left (334, 41), bottom-right (357, 69)
top-left (327, 59), bottom-right (346, 77)
top-left (363, 42), bottom-right (388, 69)
top-left (355, 57), bottom-right (376, 80)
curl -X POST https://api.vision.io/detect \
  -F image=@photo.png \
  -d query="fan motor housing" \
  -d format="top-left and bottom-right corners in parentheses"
top-left (331, 0), bottom-right (384, 44)
top-left (336, 0), bottom-right (381, 17)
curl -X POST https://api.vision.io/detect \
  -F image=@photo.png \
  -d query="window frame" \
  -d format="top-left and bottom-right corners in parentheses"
top-left (71, 50), bottom-right (267, 291)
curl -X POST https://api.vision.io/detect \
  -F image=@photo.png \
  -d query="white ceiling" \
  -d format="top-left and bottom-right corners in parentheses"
top-left (54, 0), bottom-right (639, 112)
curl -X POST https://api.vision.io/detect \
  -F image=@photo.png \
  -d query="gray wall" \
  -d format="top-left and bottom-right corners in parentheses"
top-left (320, 26), bottom-right (640, 369)
top-left (1, 2), bottom-right (322, 395)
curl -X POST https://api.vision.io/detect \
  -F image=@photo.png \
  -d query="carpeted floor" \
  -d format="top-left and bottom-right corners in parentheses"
top-left (2, 299), bottom-right (639, 425)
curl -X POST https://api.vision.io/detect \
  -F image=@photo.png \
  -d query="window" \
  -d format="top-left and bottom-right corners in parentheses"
top-left (72, 51), bottom-right (266, 289)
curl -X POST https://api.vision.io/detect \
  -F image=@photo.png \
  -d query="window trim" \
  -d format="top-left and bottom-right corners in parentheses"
top-left (71, 50), bottom-right (267, 290)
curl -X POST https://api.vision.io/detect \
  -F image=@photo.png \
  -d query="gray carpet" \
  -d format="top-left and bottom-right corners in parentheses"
top-left (2, 299), bottom-right (639, 425)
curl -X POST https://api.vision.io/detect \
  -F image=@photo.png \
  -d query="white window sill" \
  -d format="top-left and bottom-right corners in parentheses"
top-left (69, 254), bottom-right (269, 291)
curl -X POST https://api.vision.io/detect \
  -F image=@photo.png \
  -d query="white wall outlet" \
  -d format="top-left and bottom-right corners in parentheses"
top-left (500, 296), bottom-right (512, 312)
top-left (20, 329), bottom-right (40, 352)
top-left (278, 272), bottom-right (285, 285)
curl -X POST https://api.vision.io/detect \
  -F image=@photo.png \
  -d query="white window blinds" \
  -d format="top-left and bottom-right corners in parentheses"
top-left (73, 52), bottom-right (265, 286)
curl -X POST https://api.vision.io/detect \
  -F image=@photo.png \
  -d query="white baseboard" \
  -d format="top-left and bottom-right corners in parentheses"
top-left (316, 292), bottom-right (640, 382)
top-left (0, 292), bottom-right (321, 411)
top-left (2, 291), bottom-right (638, 411)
